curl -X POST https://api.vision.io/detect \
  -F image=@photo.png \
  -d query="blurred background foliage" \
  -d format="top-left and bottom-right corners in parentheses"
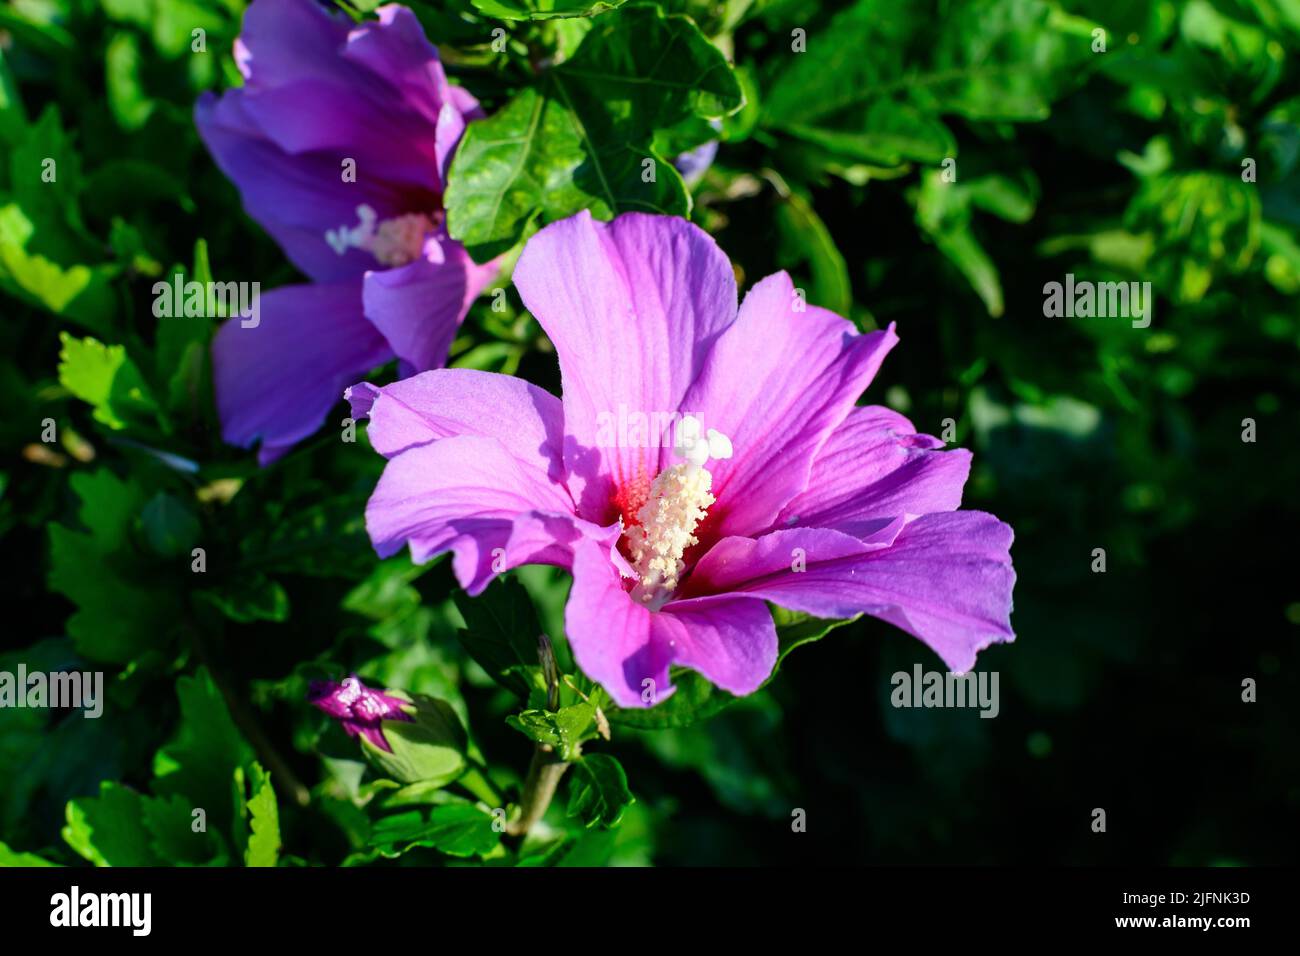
top-left (1, 0), bottom-right (1297, 867)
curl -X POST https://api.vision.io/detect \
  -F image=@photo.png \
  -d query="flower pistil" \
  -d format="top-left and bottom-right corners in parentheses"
top-left (625, 415), bottom-right (733, 610)
top-left (325, 204), bottom-right (437, 267)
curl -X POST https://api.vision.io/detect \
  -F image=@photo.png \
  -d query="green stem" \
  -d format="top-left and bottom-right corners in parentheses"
top-left (506, 744), bottom-right (571, 838)
top-left (458, 762), bottom-right (504, 807)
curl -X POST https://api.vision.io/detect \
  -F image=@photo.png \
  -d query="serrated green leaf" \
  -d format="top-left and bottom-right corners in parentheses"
top-left (243, 763), bottom-right (280, 867)
top-left (446, 3), bottom-right (743, 260)
top-left (153, 668), bottom-right (254, 831)
top-left (505, 701), bottom-right (597, 760)
top-left (566, 753), bottom-right (633, 828)
top-left (763, 0), bottom-right (1097, 172)
top-left (57, 332), bottom-right (159, 430)
top-left (64, 782), bottom-right (159, 866)
top-left (369, 803), bottom-right (500, 858)
top-left (47, 469), bottom-right (181, 663)
top-left (0, 205), bottom-right (116, 331)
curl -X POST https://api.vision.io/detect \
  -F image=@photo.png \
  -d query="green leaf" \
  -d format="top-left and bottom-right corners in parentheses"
top-left (64, 782), bottom-right (160, 866)
top-left (150, 0), bottom-right (227, 59)
top-left (923, 0), bottom-right (1099, 120)
top-left (762, 0), bottom-right (1097, 170)
top-left (152, 668), bottom-right (255, 830)
top-left (780, 99), bottom-right (957, 167)
top-left (770, 608), bottom-right (859, 671)
top-left (140, 492), bottom-right (201, 558)
top-left (369, 803), bottom-right (500, 858)
top-left (156, 240), bottom-right (216, 420)
top-left (0, 841), bottom-right (58, 867)
top-left (242, 763), bottom-right (281, 867)
top-left (342, 552), bottom-right (430, 620)
top-left (1124, 172), bottom-right (1261, 302)
top-left (47, 469), bottom-right (181, 663)
top-left (566, 753), bottom-right (633, 828)
top-left (142, 793), bottom-right (224, 865)
top-left (505, 702), bottom-right (597, 760)
top-left (1179, 0), bottom-right (1282, 100)
top-left (196, 573), bottom-right (291, 623)
top-left (241, 495), bottom-right (375, 579)
top-left (0, 206), bottom-right (116, 331)
top-left (914, 171), bottom-right (1005, 316)
top-left (471, 0), bottom-right (627, 19)
top-left (8, 107), bottom-right (86, 241)
top-left (105, 31), bottom-right (155, 130)
top-left (446, 3), bottom-right (743, 260)
top-left (57, 332), bottom-right (159, 430)
top-left (773, 184), bottom-right (853, 316)
top-left (453, 577), bottom-right (544, 698)
top-left (1261, 220), bottom-right (1300, 294)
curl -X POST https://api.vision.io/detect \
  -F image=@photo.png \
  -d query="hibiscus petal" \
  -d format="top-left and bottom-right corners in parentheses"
top-left (566, 540), bottom-right (777, 707)
top-left (680, 271), bottom-right (899, 539)
top-left (346, 368), bottom-right (566, 479)
top-left (233, 0), bottom-right (352, 86)
top-left (504, 511), bottom-right (629, 579)
top-left (212, 281), bottom-right (391, 465)
top-left (777, 405), bottom-right (971, 536)
top-left (365, 435), bottom-right (579, 592)
top-left (684, 524), bottom-right (902, 600)
top-left (342, 5), bottom-right (453, 129)
top-left (345, 5), bottom-right (481, 195)
top-left (232, 0), bottom-right (441, 190)
top-left (361, 236), bottom-right (496, 376)
top-left (195, 91), bottom-right (407, 283)
top-left (566, 540), bottom-right (674, 708)
top-left (434, 101), bottom-right (469, 188)
top-left (512, 211), bottom-right (738, 522)
top-left (687, 515), bottom-right (1015, 673)
top-left (658, 594), bottom-right (778, 698)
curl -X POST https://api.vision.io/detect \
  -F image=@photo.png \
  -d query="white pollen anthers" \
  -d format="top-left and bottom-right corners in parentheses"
top-left (336, 676), bottom-right (363, 705)
top-left (626, 416), bottom-right (733, 610)
top-left (325, 205), bottom-right (436, 267)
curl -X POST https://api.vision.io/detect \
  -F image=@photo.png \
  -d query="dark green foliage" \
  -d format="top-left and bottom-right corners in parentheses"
top-left (0, 0), bottom-right (1296, 867)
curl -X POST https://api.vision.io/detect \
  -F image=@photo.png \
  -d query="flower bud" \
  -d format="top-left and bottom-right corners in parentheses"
top-left (309, 676), bottom-right (468, 787)
top-left (308, 674), bottom-right (412, 752)
top-left (361, 691), bottom-right (468, 787)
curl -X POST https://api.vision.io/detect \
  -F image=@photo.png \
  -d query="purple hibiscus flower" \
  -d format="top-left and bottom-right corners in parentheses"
top-left (347, 211), bottom-right (1016, 708)
top-left (308, 674), bottom-right (413, 752)
top-left (195, 0), bottom-right (498, 464)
